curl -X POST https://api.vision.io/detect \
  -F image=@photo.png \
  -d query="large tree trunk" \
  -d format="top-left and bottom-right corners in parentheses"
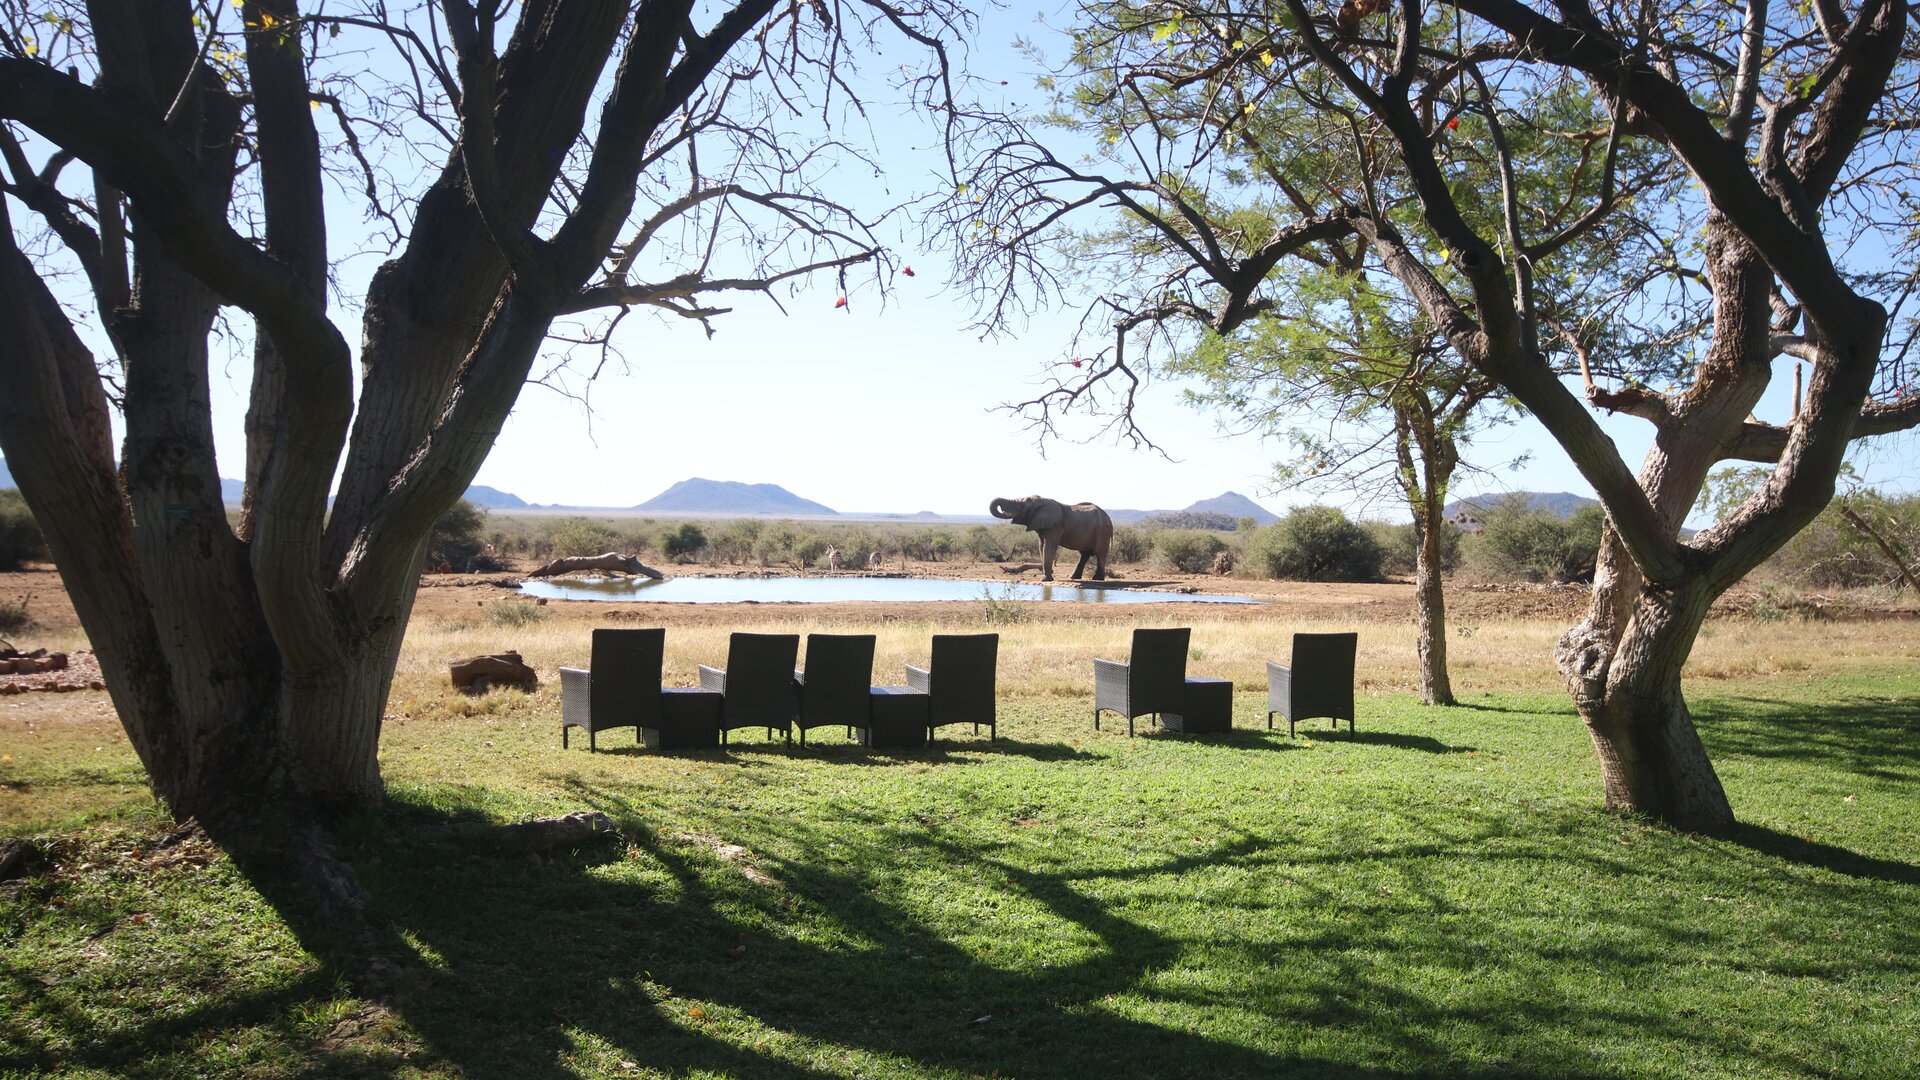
top-left (1558, 567), bottom-right (1731, 832)
top-left (1411, 510), bottom-right (1455, 706)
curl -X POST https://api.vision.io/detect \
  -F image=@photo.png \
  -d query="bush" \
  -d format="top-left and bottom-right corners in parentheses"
top-left (1154, 529), bottom-right (1228, 573)
top-left (485, 598), bottom-right (550, 627)
top-left (1108, 526), bottom-right (1151, 564)
top-left (1365, 519), bottom-right (1461, 579)
top-left (1757, 493), bottom-right (1920, 590)
top-left (547, 516), bottom-right (620, 558)
top-left (1462, 497), bottom-right (1603, 583)
top-left (660, 522), bottom-right (708, 561)
top-left (1247, 506), bottom-right (1383, 581)
top-left (961, 524), bottom-right (1014, 562)
top-left (0, 594), bottom-right (32, 635)
top-left (0, 489), bottom-right (47, 571)
top-left (708, 519), bottom-right (763, 564)
top-left (425, 499), bottom-right (492, 571)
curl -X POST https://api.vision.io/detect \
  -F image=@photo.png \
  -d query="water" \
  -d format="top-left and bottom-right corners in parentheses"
top-left (517, 575), bottom-right (1260, 605)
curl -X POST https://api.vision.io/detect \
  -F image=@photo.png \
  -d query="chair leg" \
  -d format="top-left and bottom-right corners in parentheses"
top-left (1266, 711), bottom-right (1273, 731)
top-left (562, 724), bottom-right (569, 749)
top-left (1128, 714), bottom-right (1135, 738)
top-left (1094, 709), bottom-right (1101, 731)
top-left (589, 730), bottom-right (597, 753)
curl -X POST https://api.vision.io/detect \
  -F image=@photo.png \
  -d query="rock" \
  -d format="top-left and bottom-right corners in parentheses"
top-left (449, 651), bottom-right (538, 692)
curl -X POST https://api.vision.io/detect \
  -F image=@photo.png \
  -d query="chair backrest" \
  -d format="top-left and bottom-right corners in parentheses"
top-left (1291, 632), bottom-right (1357, 719)
top-left (590, 627), bottom-right (664, 727)
top-left (721, 632), bottom-right (800, 728)
top-left (927, 632), bottom-right (997, 727)
top-left (798, 633), bottom-right (875, 728)
top-left (1128, 627), bottom-right (1191, 715)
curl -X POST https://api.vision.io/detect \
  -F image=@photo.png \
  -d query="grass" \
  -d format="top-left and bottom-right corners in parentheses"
top-left (2, 619), bottom-right (1918, 1077)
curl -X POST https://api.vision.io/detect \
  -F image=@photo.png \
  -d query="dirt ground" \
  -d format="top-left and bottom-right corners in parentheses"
top-left (6, 557), bottom-right (1912, 649)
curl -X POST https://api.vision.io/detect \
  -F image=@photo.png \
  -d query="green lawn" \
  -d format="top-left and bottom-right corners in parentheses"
top-left (3, 672), bottom-right (1917, 1078)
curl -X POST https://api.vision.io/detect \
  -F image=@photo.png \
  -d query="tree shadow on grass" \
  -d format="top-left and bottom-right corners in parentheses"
top-left (1315, 730), bottom-right (1478, 754)
top-left (318, 793), bottom-right (1750, 1080)
top-left (1725, 822), bottom-right (1920, 886)
top-left (1696, 694), bottom-right (1920, 781)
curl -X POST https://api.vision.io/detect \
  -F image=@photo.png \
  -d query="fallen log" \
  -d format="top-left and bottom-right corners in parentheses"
top-left (526, 552), bottom-right (664, 579)
top-left (449, 651), bottom-right (538, 691)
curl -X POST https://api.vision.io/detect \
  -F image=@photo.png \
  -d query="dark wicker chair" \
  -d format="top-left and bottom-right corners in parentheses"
top-left (698, 632), bottom-right (800, 745)
top-left (559, 628), bottom-right (721, 751)
top-left (1093, 627), bottom-right (1191, 737)
top-left (905, 632), bottom-right (998, 742)
top-left (794, 633), bottom-right (875, 745)
top-left (1267, 632), bottom-right (1358, 736)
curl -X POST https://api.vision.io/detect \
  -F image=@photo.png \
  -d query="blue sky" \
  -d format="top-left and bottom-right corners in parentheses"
top-left (11, 4), bottom-right (1918, 522)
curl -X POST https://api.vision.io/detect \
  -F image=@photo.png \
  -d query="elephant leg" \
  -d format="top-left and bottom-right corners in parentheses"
top-left (1041, 537), bottom-right (1058, 581)
top-left (1071, 550), bottom-right (1091, 579)
top-left (1093, 553), bottom-right (1108, 581)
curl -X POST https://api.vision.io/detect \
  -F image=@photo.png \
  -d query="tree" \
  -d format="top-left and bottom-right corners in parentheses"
top-left (0, 0), bottom-right (965, 845)
top-left (956, 0), bottom-right (1920, 832)
top-left (950, 3), bottom-right (1680, 708)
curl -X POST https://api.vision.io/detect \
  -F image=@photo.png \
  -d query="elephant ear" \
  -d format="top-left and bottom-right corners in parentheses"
top-left (1026, 500), bottom-right (1065, 530)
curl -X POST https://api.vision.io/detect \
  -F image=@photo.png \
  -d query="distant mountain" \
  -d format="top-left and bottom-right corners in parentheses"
top-left (1444, 491), bottom-right (1600, 520)
top-left (3, 458), bottom-right (251, 505)
top-left (635, 478), bottom-right (838, 516)
top-left (464, 485), bottom-right (530, 509)
top-left (1182, 491), bottom-right (1281, 525)
top-left (1108, 491), bottom-right (1280, 528)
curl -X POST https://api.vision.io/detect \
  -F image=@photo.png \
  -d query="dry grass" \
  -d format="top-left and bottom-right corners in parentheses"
top-left (389, 603), bottom-right (1920, 712)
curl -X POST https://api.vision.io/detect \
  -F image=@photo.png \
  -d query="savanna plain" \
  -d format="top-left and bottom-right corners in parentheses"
top-left (2, 554), bottom-right (1918, 1079)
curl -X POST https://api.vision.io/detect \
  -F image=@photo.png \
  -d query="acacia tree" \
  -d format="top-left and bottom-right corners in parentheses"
top-left (950, 5), bottom-right (1681, 708)
top-left (0, 0), bottom-right (964, 839)
top-left (1177, 279), bottom-right (1506, 705)
top-left (959, 0), bottom-right (1920, 832)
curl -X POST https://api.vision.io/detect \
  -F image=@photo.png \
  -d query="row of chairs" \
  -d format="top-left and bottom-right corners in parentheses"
top-left (559, 629), bottom-right (997, 751)
top-left (560, 626), bottom-right (1358, 751)
top-left (1094, 628), bottom-right (1357, 738)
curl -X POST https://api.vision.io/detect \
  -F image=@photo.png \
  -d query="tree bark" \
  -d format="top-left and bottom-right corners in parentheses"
top-left (1559, 580), bottom-right (1732, 832)
top-left (1412, 511), bottom-right (1455, 706)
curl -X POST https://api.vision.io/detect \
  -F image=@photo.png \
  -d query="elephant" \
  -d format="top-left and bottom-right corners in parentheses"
top-left (989, 495), bottom-right (1113, 581)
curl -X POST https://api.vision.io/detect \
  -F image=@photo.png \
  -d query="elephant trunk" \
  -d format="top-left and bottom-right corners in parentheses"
top-left (989, 497), bottom-right (1020, 520)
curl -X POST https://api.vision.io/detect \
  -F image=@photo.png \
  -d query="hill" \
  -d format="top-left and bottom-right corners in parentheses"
top-left (1444, 491), bottom-right (1600, 520)
top-left (635, 478), bottom-right (838, 516)
top-left (463, 485), bottom-right (531, 510)
top-left (1181, 491), bottom-right (1281, 525)
top-left (1109, 491), bottom-right (1281, 527)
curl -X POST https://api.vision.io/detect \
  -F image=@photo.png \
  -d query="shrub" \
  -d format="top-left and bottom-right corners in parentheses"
top-left (425, 499), bottom-right (492, 571)
top-left (1248, 506), bottom-right (1383, 581)
top-left (1154, 529), bottom-right (1228, 573)
top-left (961, 524), bottom-right (1017, 561)
top-left (979, 584), bottom-right (1032, 625)
top-left (1365, 519), bottom-right (1461, 579)
top-left (708, 519), bottom-right (763, 564)
top-left (0, 489), bottom-right (47, 571)
top-left (1462, 497), bottom-right (1603, 583)
top-left (1108, 526), bottom-right (1151, 564)
top-left (660, 522), bottom-right (708, 562)
top-left (485, 598), bottom-right (550, 627)
top-left (547, 516), bottom-right (620, 558)
top-left (0, 594), bottom-right (32, 635)
top-left (1759, 493), bottom-right (1920, 590)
